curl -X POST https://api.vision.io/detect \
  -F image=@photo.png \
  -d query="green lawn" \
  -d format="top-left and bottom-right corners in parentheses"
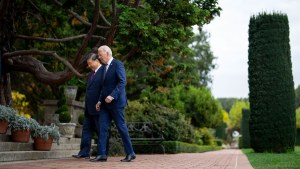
top-left (243, 147), bottom-right (300, 169)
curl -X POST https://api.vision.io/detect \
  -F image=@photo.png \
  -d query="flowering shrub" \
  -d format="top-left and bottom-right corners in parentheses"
top-left (12, 91), bottom-right (32, 118)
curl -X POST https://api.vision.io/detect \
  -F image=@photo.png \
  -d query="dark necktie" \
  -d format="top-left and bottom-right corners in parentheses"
top-left (91, 71), bottom-right (95, 79)
top-left (103, 64), bottom-right (108, 79)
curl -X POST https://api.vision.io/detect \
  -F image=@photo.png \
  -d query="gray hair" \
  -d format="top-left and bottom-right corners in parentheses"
top-left (99, 45), bottom-right (112, 56)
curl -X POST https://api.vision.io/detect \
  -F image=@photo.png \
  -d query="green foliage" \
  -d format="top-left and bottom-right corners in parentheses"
top-left (240, 109), bottom-right (251, 148)
top-left (227, 100), bottom-right (250, 129)
top-left (66, 77), bottom-right (86, 101)
top-left (125, 29), bottom-right (218, 100)
top-left (56, 97), bottom-right (67, 108)
top-left (4, 1), bottom-right (223, 147)
top-left (11, 72), bottom-right (53, 119)
top-left (248, 12), bottom-right (296, 153)
top-left (243, 147), bottom-right (300, 169)
top-left (9, 116), bottom-right (32, 131)
top-left (0, 105), bottom-right (16, 122)
top-left (188, 29), bottom-right (217, 87)
top-left (215, 122), bottom-right (227, 140)
top-left (295, 85), bottom-right (300, 108)
top-left (296, 108), bottom-right (300, 128)
top-left (7, 1), bottom-right (222, 122)
top-left (296, 129), bottom-right (300, 145)
top-left (182, 86), bottom-right (223, 128)
top-left (99, 140), bottom-right (222, 156)
top-left (55, 86), bottom-right (70, 126)
top-left (192, 127), bottom-right (216, 146)
top-left (29, 118), bottom-right (41, 131)
top-left (117, 2), bottom-right (221, 99)
top-left (217, 98), bottom-right (238, 112)
top-left (31, 123), bottom-right (60, 145)
top-left (125, 100), bottom-right (193, 143)
top-left (78, 113), bottom-right (84, 125)
top-left (59, 111), bottom-right (71, 123)
top-left (55, 105), bottom-right (69, 114)
top-left (163, 141), bottom-right (221, 154)
top-left (140, 85), bottom-right (223, 128)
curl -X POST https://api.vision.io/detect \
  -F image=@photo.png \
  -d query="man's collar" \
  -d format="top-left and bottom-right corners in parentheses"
top-left (107, 57), bottom-right (113, 66)
top-left (94, 65), bottom-right (101, 73)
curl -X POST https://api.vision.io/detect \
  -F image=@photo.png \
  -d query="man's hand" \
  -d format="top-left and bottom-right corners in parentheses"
top-left (105, 96), bottom-right (114, 103)
top-left (96, 102), bottom-right (101, 111)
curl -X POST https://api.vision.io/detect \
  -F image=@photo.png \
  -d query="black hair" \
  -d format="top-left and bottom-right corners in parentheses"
top-left (87, 53), bottom-right (98, 61)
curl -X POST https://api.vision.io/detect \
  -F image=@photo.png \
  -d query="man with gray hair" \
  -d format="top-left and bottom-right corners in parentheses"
top-left (91, 45), bottom-right (135, 162)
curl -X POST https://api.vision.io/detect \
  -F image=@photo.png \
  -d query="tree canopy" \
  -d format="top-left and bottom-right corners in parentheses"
top-left (0, 0), bottom-right (221, 106)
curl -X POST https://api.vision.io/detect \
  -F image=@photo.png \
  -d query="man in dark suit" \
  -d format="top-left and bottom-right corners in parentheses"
top-left (90, 45), bottom-right (135, 162)
top-left (72, 53), bottom-right (103, 159)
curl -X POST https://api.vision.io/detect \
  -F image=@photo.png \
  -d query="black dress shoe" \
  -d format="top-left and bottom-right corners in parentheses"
top-left (89, 155), bottom-right (107, 162)
top-left (121, 154), bottom-right (136, 162)
top-left (72, 154), bottom-right (90, 159)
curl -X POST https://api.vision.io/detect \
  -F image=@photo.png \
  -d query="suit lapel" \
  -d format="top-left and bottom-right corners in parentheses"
top-left (87, 71), bottom-right (98, 88)
top-left (103, 59), bottom-right (114, 81)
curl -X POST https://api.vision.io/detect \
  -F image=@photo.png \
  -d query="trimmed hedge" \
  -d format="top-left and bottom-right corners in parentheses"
top-left (163, 141), bottom-right (221, 154)
top-left (296, 129), bottom-right (300, 146)
top-left (248, 12), bottom-right (296, 153)
top-left (240, 109), bottom-right (251, 148)
top-left (99, 140), bottom-right (222, 155)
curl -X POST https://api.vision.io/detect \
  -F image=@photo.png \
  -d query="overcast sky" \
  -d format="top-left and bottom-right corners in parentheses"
top-left (203, 0), bottom-right (300, 98)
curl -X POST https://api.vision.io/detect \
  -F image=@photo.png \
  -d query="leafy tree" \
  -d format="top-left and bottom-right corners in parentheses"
top-left (0, 0), bottom-right (221, 107)
top-left (217, 98), bottom-right (238, 112)
top-left (125, 100), bottom-right (193, 142)
top-left (140, 85), bottom-right (223, 128)
top-left (248, 12), bottom-right (296, 153)
top-left (183, 86), bottom-right (223, 128)
top-left (227, 100), bottom-right (250, 130)
top-left (188, 28), bottom-right (216, 87)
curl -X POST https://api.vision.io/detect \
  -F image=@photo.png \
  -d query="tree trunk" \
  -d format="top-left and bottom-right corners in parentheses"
top-left (0, 0), bottom-right (15, 106)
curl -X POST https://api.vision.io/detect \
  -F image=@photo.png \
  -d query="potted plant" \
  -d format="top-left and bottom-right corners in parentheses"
top-left (31, 123), bottom-right (60, 151)
top-left (9, 115), bottom-right (32, 142)
top-left (75, 112), bottom-right (84, 138)
top-left (0, 105), bottom-right (16, 134)
top-left (57, 111), bottom-right (76, 138)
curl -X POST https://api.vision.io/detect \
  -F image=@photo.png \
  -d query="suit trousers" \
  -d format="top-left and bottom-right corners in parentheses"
top-left (97, 106), bottom-right (134, 155)
top-left (78, 114), bottom-right (99, 156)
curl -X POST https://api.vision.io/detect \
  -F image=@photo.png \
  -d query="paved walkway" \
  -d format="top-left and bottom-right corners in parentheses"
top-left (0, 149), bottom-right (253, 169)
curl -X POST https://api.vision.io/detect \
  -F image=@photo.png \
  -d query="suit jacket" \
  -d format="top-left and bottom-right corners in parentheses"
top-left (99, 58), bottom-right (127, 109)
top-left (85, 66), bottom-right (103, 115)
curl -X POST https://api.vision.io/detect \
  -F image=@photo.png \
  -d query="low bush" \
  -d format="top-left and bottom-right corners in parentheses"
top-left (59, 111), bottom-right (71, 123)
top-left (163, 141), bottom-right (221, 154)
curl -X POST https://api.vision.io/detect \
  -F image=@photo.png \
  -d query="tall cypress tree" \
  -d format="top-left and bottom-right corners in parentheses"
top-left (248, 12), bottom-right (296, 153)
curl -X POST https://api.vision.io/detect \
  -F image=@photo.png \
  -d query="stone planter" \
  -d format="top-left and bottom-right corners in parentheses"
top-left (57, 123), bottom-right (76, 138)
top-left (65, 86), bottom-right (78, 101)
top-left (75, 125), bottom-right (83, 138)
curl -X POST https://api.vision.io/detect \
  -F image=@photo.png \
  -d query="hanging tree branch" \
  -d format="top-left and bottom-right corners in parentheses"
top-left (15, 34), bottom-right (105, 42)
top-left (3, 50), bottom-right (83, 77)
top-left (89, 0), bottom-right (111, 26)
top-left (73, 0), bottom-right (100, 66)
top-left (52, 0), bottom-right (109, 29)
